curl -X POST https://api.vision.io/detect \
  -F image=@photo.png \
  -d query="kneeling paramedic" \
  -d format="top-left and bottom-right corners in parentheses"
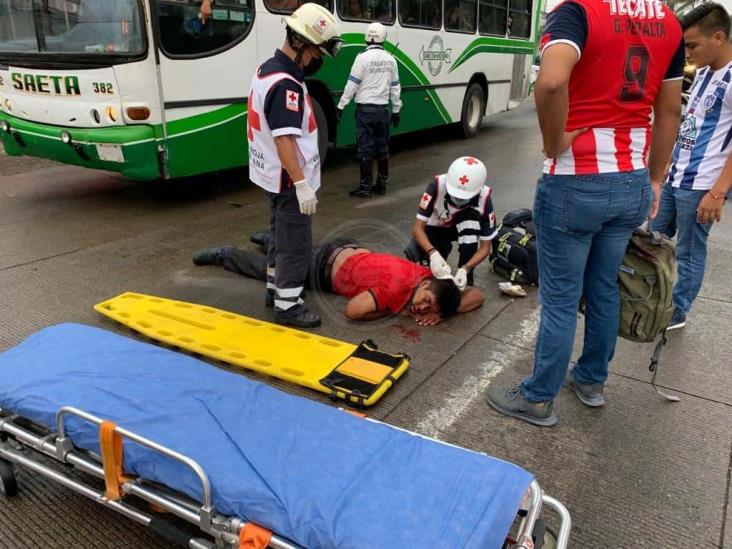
top-left (405, 156), bottom-right (498, 289)
top-left (337, 22), bottom-right (402, 197)
top-left (247, 3), bottom-right (342, 328)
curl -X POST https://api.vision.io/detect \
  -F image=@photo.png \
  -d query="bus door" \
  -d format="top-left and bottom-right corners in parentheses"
top-left (152, 0), bottom-right (258, 179)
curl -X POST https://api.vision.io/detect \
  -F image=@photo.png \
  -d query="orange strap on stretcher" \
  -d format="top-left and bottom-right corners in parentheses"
top-left (99, 420), bottom-right (133, 500)
top-left (239, 523), bottom-right (273, 549)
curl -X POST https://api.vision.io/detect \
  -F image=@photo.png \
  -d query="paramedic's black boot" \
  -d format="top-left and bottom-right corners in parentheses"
top-left (192, 246), bottom-right (232, 266)
top-left (249, 230), bottom-right (273, 253)
top-left (372, 158), bottom-right (388, 195)
top-left (275, 304), bottom-right (321, 328)
top-left (349, 157), bottom-right (373, 198)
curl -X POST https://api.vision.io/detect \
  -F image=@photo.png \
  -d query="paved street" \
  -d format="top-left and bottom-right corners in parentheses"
top-left (0, 101), bottom-right (730, 548)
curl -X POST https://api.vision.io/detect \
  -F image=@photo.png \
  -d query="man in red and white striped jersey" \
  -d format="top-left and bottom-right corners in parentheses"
top-left (487, 0), bottom-right (685, 427)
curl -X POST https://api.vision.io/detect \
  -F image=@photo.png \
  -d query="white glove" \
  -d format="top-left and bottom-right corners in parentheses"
top-left (454, 267), bottom-right (468, 291)
top-left (294, 179), bottom-right (317, 216)
top-left (429, 251), bottom-right (452, 280)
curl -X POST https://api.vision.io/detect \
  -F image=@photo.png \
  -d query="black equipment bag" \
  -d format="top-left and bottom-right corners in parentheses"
top-left (489, 209), bottom-right (539, 286)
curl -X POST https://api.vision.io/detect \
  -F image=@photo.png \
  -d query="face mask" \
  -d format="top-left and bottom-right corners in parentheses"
top-left (447, 194), bottom-right (473, 208)
top-left (303, 56), bottom-right (323, 76)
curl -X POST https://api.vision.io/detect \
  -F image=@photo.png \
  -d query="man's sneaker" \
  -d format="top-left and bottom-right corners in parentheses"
top-left (249, 231), bottom-right (273, 253)
top-left (274, 305), bottom-right (321, 328)
top-left (485, 384), bottom-right (557, 427)
top-left (192, 246), bottom-right (232, 266)
top-left (265, 290), bottom-right (275, 308)
top-left (666, 309), bottom-right (687, 331)
top-left (564, 365), bottom-right (606, 408)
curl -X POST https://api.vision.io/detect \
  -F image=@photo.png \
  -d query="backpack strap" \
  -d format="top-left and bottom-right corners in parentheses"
top-left (648, 329), bottom-right (681, 402)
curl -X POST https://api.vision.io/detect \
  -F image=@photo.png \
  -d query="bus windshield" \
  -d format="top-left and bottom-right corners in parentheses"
top-left (0, 0), bottom-right (145, 57)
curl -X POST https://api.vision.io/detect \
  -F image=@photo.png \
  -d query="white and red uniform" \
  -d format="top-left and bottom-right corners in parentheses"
top-left (541, 0), bottom-right (685, 175)
top-left (247, 53), bottom-right (320, 193)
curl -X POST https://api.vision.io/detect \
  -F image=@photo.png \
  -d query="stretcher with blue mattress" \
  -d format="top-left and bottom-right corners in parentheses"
top-left (0, 324), bottom-right (571, 548)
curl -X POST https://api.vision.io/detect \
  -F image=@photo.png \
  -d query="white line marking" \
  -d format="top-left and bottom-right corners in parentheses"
top-left (415, 307), bottom-right (540, 439)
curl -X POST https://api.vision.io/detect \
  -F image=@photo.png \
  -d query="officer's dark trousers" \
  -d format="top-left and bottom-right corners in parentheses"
top-left (356, 104), bottom-right (390, 160)
top-left (265, 187), bottom-right (312, 313)
top-left (404, 208), bottom-right (483, 285)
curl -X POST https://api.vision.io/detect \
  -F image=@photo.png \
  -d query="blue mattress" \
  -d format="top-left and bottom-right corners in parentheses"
top-left (0, 324), bottom-right (533, 548)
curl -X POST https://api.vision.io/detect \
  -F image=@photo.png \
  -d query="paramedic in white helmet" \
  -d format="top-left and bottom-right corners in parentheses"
top-left (336, 22), bottom-right (402, 198)
top-left (246, 3), bottom-right (342, 328)
top-left (404, 156), bottom-right (498, 290)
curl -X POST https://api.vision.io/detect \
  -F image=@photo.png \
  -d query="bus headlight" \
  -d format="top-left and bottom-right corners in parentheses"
top-left (106, 106), bottom-right (118, 123)
top-left (0, 120), bottom-right (10, 133)
top-left (4, 99), bottom-right (11, 112)
top-left (60, 130), bottom-right (72, 144)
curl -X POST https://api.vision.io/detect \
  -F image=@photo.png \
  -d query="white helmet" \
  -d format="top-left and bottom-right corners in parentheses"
top-left (446, 156), bottom-right (487, 200)
top-left (284, 3), bottom-right (342, 57)
top-left (365, 22), bottom-right (387, 44)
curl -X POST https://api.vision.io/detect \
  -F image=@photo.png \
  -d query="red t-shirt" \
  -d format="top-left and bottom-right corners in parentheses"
top-left (332, 252), bottom-right (432, 314)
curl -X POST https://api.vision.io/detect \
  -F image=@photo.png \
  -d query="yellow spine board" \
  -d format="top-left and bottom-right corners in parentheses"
top-left (94, 292), bottom-right (409, 406)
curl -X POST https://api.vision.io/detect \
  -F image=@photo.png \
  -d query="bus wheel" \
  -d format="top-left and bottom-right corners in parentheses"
top-left (460, 83), bottom-right (485, 138)
top-left (312, 98), bottom-right (329, 166)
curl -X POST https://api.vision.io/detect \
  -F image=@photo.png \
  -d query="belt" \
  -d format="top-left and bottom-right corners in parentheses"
top-left (324, 245), bottom-right (360, 281)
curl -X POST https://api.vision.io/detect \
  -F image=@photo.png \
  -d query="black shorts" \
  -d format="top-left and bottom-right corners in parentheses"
top-left (310, 238), bottom-right (363, 293)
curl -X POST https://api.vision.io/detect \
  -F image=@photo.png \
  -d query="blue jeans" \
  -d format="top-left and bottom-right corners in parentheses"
top-left (521, 170), bottom-right (652, 402)
top-left (650, 184), bottom-right (712, 315)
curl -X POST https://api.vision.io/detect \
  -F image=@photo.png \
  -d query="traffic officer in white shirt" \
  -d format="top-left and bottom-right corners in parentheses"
top-left (246, 3), bottom-right (341, 328)
top-left (337, 22), bottom-right (402, 198)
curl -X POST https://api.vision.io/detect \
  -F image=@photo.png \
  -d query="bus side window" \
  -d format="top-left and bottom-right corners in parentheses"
top-left (508, 0), bottom-right (531, 38)
top-left (478, 0), bottom-right (508, 36)
top-left (444, 0), bottom-right (476, 33)
top-left (399, 0), bottom-right (441, 29)
top-left (265, 0), bottom-right (333, 14)
top-left (157, 0), bottom-right (254, 57)
top-left (337, 0), bottom-right (394, 23)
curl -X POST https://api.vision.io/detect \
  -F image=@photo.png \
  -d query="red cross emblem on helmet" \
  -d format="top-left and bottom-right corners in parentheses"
top-left (459, 175), bottom-right (469, 185)
top-left (464, 157), bottom-right (478, 165)
top-left (318, 18), bottom-right (327, 28)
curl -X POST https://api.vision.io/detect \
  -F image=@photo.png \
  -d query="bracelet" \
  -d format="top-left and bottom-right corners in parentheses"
top-left (708, 190), bottom-right (726, 200)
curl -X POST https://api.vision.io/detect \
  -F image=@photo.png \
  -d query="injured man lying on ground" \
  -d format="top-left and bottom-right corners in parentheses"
top-left (193, 233), bottom-right (484, 325)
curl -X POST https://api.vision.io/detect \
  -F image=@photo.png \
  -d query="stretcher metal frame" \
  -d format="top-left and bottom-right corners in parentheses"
top-left (0, 405), bottom-right (571, 548)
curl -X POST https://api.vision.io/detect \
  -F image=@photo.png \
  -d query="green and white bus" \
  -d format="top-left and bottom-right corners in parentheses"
top-left (0, 0), bottom-right (542, 181)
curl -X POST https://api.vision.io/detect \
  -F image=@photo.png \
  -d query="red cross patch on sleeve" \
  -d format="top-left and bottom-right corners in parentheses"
top-left (286, 90), bottom-right (300, 112)
top-left (420, 193), bottom-right (433, 210)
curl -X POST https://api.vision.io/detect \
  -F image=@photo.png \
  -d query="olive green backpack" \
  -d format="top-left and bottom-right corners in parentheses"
top-left (618, 228), bottom-right (678, 401)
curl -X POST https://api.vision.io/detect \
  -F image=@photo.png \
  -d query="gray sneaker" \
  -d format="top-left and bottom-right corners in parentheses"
top-left (485, 384), bottom-right (557, 427)
top-left (564, 365), bottom-right (606, 408)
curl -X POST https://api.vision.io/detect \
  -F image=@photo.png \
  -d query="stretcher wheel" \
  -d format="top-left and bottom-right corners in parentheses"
top-left (0, 459), bottom-right (18, 497)
top-left (541, 525), bottom-right (558, 549)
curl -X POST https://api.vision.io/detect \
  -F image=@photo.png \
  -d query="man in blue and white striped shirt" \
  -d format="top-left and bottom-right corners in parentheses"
top-left (653, 3), bottom-right (732, 330)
